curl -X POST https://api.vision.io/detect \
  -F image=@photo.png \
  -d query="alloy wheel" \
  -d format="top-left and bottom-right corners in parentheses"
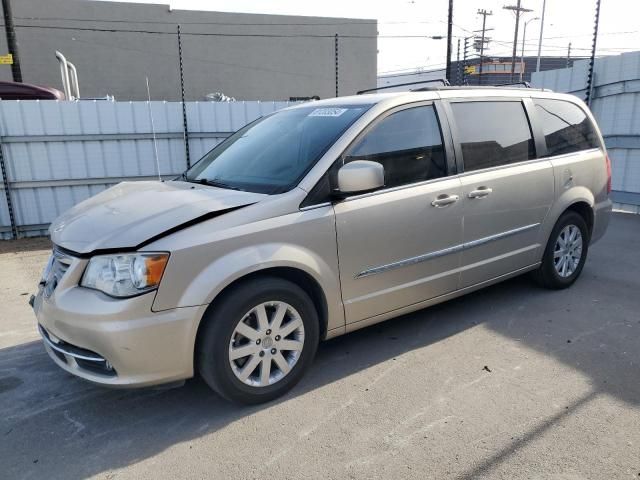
top-left (228, 301), bottom-right (305, 387)
top-left (553, 224), bottom-right (583, 278)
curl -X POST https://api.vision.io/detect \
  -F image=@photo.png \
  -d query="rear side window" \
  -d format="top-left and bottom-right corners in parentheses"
top-left (345, 105), bottom-right (447, 188)
top-left (450, 101), bottom-right (536, 172)
top-left (534, 99), bottom-right (600, 156)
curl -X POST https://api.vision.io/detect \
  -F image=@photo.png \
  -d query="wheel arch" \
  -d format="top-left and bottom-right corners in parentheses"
top-left (542, 187), bottom-right (595, 250)
top-left (565, 201), bottom-right (594, 239)
top-left (193, 265), bottom-right (332, 370)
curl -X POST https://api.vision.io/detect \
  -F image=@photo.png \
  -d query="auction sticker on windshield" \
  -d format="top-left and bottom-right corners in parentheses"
top-left (308, 108), bottom-right (348, 117)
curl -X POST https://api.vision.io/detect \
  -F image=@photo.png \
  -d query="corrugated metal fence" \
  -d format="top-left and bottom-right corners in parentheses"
top-left (0, 100), bottom-right (294, 239)
top-left (532, 51), bottom-right (640, 212)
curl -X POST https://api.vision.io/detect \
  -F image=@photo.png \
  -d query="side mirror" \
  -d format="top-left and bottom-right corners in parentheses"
top-left (336, 160), bottom-right (385, 195)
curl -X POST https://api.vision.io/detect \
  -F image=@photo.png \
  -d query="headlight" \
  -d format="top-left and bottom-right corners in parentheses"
top-left (81, 253), bottom-right (169, 298)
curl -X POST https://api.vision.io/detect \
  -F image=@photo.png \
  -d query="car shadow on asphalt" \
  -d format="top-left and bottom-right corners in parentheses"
top-left (1, 214), bottom-right (639, 479)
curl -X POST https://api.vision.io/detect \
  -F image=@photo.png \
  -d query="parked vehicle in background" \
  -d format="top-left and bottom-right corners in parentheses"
top-left (0, 81), bottom-right (65, 100)
top-left (31, 87), bottom-right (611, 404)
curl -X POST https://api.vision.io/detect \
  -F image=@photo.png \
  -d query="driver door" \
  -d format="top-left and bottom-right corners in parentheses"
top-left (333, 102), bottom-right (463, 324)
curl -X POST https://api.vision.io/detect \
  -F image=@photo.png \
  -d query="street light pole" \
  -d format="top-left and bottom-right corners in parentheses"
top-left (521, 17), bottom-right (539, 82)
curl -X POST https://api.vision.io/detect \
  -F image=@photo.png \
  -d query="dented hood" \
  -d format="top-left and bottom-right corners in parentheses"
top-left (49, 181), bottom-right (265, 254)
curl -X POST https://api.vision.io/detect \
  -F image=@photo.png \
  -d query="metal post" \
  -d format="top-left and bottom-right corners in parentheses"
top-left (445, 0), bottom-right (454, 83)
top-left (566, 42), bottom-right (572, 68)
top-left (462, 37), bottom-right (469, 85)
top-left (535, 0), bottom-right (547, 72)
top-left (177, 25), bottom-right (191, 168)
top-left (456, 38), bottom-right (461, 86)
top-left (585, 0), bottom-right (601, 106)
top-left (1, 0), bottom-right (22, 83)
top-left (0, 137), bottom-right (17, 239)
top-left (334, 34), bottom-right (339, 97)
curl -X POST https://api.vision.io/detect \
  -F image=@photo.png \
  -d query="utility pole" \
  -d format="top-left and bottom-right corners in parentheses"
top-left (504, 1), bottom-right (533, 83)
top-left (566, 42), bottom-right (572, 68)
top-left (585, 0), bottom-right (601, 106)
top-left (477, 9), bottom-right (493, 85)
top-left (535, 0), bottom-right (547, 73)
top-left (445, 0), bottom-right (454, 83)
top-left (1, 0), bottom-right (22, 82)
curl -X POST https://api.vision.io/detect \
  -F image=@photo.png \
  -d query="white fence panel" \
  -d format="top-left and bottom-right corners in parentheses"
top-left (0, 99), bottom-right (295, 239)
top-left (532, 51), bottom-right (640, 210)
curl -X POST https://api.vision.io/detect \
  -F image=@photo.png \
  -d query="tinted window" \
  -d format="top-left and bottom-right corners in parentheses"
top-left (344, 105), bottom-right (446, 188)
top-left (186, 105), bottom-right (371, 194)
top-left (534, 99), bottom-right (600, 156)
top-left (451, 101), bottom-right (536, 172)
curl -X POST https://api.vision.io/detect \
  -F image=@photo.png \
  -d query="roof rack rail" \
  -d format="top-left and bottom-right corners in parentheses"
top-left (492, 81), bottom-right (532, 88)
top-left (357, 78), bottom-right (450, 95)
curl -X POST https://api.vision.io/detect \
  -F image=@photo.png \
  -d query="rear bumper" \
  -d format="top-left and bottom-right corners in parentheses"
top-left (591, 197), bottom-right (612, 244)
top-left (33, 285), bottom-right (207, 388)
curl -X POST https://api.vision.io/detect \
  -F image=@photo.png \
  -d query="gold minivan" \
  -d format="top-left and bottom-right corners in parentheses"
top-left (32, 87), bottom-right (612, 403)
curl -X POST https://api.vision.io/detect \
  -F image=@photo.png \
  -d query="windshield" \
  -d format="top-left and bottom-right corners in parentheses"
top-left (184, 104), bottom-right (371, 194)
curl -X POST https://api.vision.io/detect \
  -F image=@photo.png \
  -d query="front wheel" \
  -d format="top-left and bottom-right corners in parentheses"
top-left (197, 277), bottom-right (319, 404)
top-left (533, 211), bottom-right (589, 289)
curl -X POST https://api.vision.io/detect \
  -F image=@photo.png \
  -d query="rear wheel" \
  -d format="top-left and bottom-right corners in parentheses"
top-left (197, 277), bottom-right (319, 404)
top-left (533, 211), bottom-right (589, 289)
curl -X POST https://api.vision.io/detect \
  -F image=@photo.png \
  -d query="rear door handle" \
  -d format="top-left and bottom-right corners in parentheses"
top-left (431, 194), bottom-right (459, 207)
top-left (468, 187), bottom-right (493, 199)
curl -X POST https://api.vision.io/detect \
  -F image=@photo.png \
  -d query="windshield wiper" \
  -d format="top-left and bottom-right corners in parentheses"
top-left (197, 178), bottom-right (244, 191)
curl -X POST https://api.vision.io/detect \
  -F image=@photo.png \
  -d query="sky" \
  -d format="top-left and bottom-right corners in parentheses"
top-left (107, 0), bottom-right (640, 75)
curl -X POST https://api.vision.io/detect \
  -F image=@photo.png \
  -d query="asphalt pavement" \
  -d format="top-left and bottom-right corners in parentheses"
top-left (1, 213), bottom-right (639, 480)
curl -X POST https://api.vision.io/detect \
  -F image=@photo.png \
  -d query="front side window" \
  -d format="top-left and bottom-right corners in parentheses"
top-left (450, 101), bottom-right (536, 172)
top-left (185, 105), bottom-right (371, 194)
top-left (534, 99), bottom-right (601, 156)
top-left (344, 105), bottom-right (447, 188)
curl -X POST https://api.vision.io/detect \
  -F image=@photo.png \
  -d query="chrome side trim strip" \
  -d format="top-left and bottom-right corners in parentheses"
top-left (354, 223), bottom-right (540, 279)
top-left (39, 326), bottom-right (105, 362)
top-left (354, 244), bottom-right (463, 279)
top-left (463, 223), bottom-right (540, 249)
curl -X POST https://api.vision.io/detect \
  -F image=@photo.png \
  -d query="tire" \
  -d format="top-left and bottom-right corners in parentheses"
top-left (532, 210), bottom-right (590, 289)
top-left (197, 276), bottom-right (319, 404)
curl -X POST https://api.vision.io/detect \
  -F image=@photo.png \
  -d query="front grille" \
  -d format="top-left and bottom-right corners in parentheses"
top-left (39, 324), bottom-right (117, 377)
top-left (42, 248), bottom-right (73, 298)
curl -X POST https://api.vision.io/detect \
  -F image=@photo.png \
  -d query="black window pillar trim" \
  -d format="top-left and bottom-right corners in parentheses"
top-left (522, 97), bottom-right (549, 158)
top-left (433, 99), bottom-right (459, 176)
top-left (437, 99), bottom-right (464, 174)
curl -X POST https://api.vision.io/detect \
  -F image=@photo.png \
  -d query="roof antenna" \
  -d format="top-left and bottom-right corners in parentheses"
top-left (146, 77), bottom-right (162, 181)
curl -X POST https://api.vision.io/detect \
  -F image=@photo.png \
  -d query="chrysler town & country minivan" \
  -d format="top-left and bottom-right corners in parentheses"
top-left (32, 87), bottom-right (612, 403)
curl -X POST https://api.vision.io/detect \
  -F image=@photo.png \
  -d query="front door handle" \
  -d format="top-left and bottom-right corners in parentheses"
top-left (468, 187), bottom-right (493, 199)
top-left (431, 194), bottom-right (459, 208)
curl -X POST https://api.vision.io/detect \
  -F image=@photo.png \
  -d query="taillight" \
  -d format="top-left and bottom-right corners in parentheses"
top-left (605, 154), bottom-right (612, 194)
